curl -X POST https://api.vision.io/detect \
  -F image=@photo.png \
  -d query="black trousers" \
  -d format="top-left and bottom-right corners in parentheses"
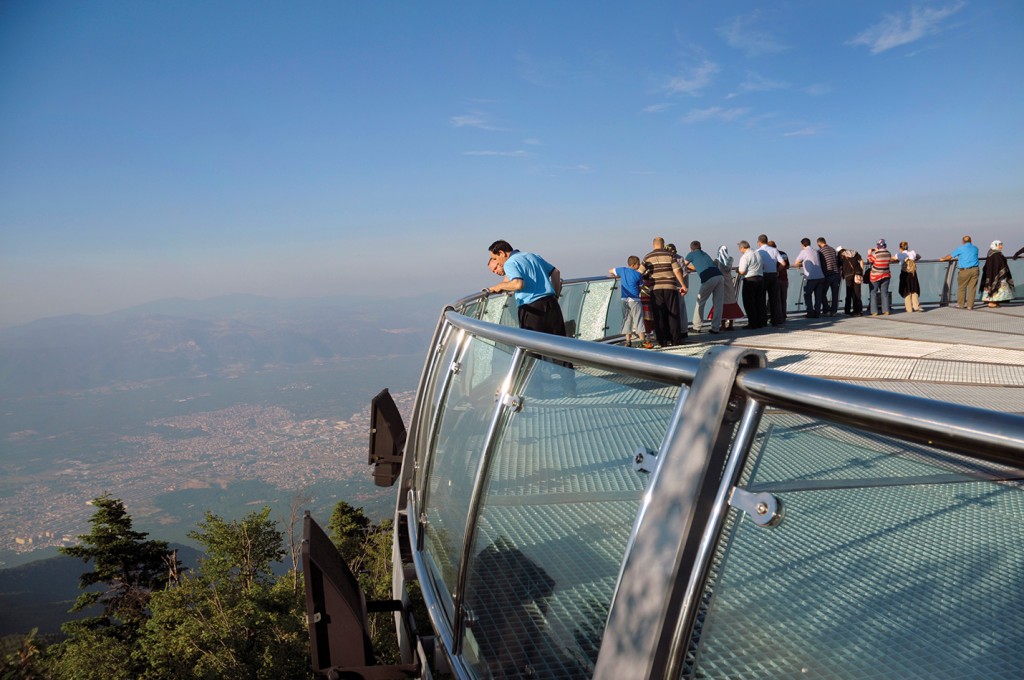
top-left (764, 272), bottom-right (784, 326)
top-left (742, 276), bottom-right (766, 329)
top-left (518, 295), bottom-right (567, 337)
top-left (651, 288), bottom-right (683, 346)
top-left (518, 295), bottom-right (573, 371)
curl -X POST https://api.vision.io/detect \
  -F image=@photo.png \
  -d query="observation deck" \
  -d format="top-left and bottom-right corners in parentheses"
top-left (309, 258), bottom-right (1024, 679)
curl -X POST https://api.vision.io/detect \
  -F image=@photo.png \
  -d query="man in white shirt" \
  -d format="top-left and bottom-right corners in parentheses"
top-left (757, 234), bottom-right (787, 326)
top-left (737, 240), bottom-right (766, 329)
top-left (793, 237), bottom-right (825, 318)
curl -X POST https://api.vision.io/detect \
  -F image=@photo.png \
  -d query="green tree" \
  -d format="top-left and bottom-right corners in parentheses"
top-left (0, 629), bottom-right (47, 680)
top-left (59, 494), bottom-right (176, 633)
top-left (53, 494), bottom-right (178, 678)
top-left (326, 499), bottom-right (370, 563)
top-left (47, 627), bottom-right (136, 680)
top-left (142, 507), bottom-right (310, 679)
top-left (326, 501), bottom-right (400, 663)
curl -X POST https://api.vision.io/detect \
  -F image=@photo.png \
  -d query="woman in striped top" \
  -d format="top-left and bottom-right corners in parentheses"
top-left (867, 239), bottom-right (893, 316)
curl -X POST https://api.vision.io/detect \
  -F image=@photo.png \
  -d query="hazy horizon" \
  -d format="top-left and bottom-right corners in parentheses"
top-left (3, 1), bottom-right (1022, 325)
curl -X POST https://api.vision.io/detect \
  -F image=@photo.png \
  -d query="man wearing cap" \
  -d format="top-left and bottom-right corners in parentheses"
top-left (940, 235), bottom-right (981, 309)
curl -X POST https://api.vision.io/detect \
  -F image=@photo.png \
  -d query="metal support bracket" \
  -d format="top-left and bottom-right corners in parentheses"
top-left (633, 446), bottom-right (656, 473)
top-left (728, 486), bottom-right (783, 527)
top-left (500, 393), bottom-right (522, 412)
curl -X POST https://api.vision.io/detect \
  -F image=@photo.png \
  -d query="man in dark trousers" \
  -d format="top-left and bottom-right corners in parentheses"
top-left (486, 240), bottom-right (575, 395)
top-left (643, 237), bottom-right (688, 347)
top-left (817, 237), bottom-right (840, 316)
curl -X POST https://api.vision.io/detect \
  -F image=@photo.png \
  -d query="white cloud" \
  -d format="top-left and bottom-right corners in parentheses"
top-left (643, 103), bottom-right (673, 114)
top-left (462, 150), bottom-right (529, 157)
top-left (728, 71), bottom-right (789, 98)
top-left (718, 11), bottom-right (789, 56)
top-left (848, 1), bottom-right (965, 54)
top-left (523, 138), bottom-right (542, 146)
top-left (804, 83), bottom-right (832, 96)
top-left (681, 107), bottom-right (750, 124)
top-left (783, 126), bottom-right (825, 137)
top-left (554, 164), bottom-right (593, 173)
top-left (665, 59), bottom-right (719, 96)
top-left (449, 111), bottom-right (504, 131)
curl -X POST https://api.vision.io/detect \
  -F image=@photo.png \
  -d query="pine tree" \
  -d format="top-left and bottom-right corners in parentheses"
top-left (326, 499), bottom-right (371, 564)
top-left (54, 494), bottom-right (178, 678)
top-left (59, 494), bottom-right (176, 631)
top-left (326, 500), bottom-right (399, 663)
top-left (142, 508), bottom-right (310, 679)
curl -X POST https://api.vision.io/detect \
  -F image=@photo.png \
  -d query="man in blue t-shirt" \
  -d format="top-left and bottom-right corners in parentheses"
top-left (609, 256), bottom-right (651, 348)
top-left (683, 241), bottom-right (724, 333)
top-left (485, 240), bottom-right (576, 396)
top-left (940, 235), bottom-right (981, 309)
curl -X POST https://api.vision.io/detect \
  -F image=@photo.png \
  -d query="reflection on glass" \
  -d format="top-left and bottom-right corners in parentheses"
top-left (421, 336), bottom-right (515, 623)
top-left (686, 411), bottom-right (1024, 679)
top-left (578, 280), bottom-right (616, 341)
top-left (604, 279), bottom-right (625, 342)
top-left (557, 282), bottom-right (587, 339)
top-left (414, 325), bottom-right (460, 494)
top-left (462, 364), bottom-right (681, 677)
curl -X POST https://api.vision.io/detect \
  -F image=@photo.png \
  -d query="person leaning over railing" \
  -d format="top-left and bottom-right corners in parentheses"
top-left (939, 235), bottom-right (980, 310)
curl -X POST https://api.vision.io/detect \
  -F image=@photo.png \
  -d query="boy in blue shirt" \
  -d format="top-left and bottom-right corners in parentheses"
top-left (610, 256), bottom-right (652, 348)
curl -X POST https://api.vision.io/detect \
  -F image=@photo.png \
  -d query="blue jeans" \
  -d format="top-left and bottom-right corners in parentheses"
top-left (870, 277), bottom-right (890, 315)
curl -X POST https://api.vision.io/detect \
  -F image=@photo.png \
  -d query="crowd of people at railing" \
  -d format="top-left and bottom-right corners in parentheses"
top-left (485, 235), bottom-right (1018, 350)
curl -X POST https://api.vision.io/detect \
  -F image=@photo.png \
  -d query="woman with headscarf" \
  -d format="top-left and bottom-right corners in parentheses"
top-left (981, 240), bottom-right (1015, 307)
top-left (838, 246), bottom-right (865, 316)
top-left (714, 246), bottom-right (745, 330)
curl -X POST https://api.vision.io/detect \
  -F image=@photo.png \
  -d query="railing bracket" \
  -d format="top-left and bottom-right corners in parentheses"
top-left (633, 446), bottom-right (657, 473)
top-left (728, 486), bottom-right (783, 527)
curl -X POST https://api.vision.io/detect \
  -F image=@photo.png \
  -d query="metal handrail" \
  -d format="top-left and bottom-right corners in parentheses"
top-left (404, 293), bottom-right (1024, 678)
top-left (441, 309), bottom-right (1024, 466)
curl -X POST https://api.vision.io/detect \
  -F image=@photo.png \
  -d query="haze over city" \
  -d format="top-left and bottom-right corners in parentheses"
top-left (2, 0), bottom-right (1022, 325)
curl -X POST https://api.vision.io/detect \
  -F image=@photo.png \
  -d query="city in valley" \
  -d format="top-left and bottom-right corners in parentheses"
top-left (0, 388), bottom-right (416, 563)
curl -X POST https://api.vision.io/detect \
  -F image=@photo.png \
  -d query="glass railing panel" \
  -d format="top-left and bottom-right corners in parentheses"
top-left (413, 324), bottom-right (460, 494)
top-left (459, 298), bottom-right (484, 320)
top-left (604, 280), bottom-right (625, 341)
top-left (912, 261), bottom-right (951, 305)
top-left (420, 334), bottom-right (515, 623)
top-left (481, 293), bottom-right (514, 326)
top-left (683, 411), bottom-right (1024, 679)
top-left (557, 282), bottom-right (588, 338)
top-left (1005, 258), bottom-right (1023, 300)
top-left (460, 358), bottom-right (682, 677)
top-left (578, 280), bottom-right (617, 341)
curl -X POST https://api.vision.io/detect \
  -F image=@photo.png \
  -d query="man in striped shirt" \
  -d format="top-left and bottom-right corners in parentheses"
top-left (817, 237), bottom-right (840, 316)
top-left (643, 237), bottom-right (688, 347)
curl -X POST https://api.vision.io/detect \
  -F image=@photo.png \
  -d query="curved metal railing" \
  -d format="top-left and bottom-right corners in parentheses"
top-left (394, 273), bottom-right (1024, 679)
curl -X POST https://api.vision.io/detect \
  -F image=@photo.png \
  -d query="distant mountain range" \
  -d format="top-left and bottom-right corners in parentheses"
top-left (0, 544), bottom-right (202, 638)
top-left (0, 293), bottom-right (449, 398)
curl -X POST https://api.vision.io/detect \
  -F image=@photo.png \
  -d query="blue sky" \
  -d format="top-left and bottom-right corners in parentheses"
top-left (1, 1), bottom-right (1022, 324)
